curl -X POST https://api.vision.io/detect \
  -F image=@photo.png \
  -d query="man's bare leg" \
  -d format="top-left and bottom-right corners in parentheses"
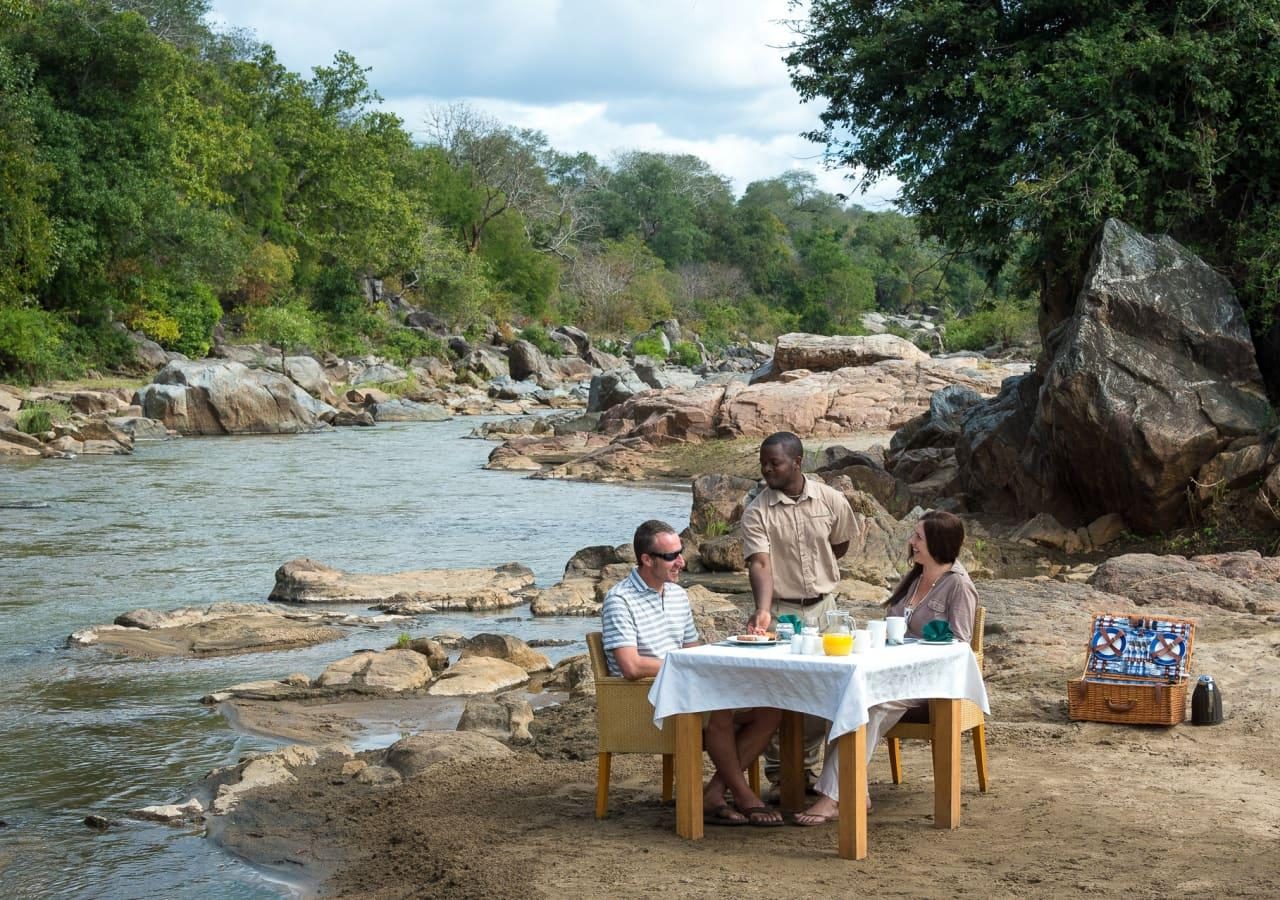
top-left (703, 709), bottom-right (783, 824)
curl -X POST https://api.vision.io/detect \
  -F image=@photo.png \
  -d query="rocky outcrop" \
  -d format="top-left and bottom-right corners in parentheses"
top-left (271, 558), bottom-right (534, 610)
top-left (587, 367), bottom-right (649, 413)
top-left (1089, 551), bottom-right (1280, 615)
top-left (136, 360), bottom-right (338, 435)
top-left (957, 220), bottom-right (1271, 531)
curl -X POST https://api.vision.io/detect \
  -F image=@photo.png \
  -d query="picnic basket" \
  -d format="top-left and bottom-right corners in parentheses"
top-left (1067, 613), bottom-right (1195, 726)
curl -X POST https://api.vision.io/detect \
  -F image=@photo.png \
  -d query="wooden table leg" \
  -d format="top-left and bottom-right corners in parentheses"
top-left (836, 726), bottom-right (867, 860)
top-left (931, 698), bottom-right (961, 829)
top-left (674, 712), bottom-right (704, 840)
top-left (779, 710), bottom-right (806, 812)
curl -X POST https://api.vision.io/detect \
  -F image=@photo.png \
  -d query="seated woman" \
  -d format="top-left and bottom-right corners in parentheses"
top-left (794, 509), bottom-right (977, 826)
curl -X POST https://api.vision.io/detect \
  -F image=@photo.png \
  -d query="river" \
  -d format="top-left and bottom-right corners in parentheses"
top-left (0, 418), bottom-right (691, 898)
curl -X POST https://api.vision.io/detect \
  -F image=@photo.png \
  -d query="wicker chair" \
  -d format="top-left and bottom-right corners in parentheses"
top-left (883, 606), bottom-right (990, 792)
top-left (587, 631), bottom-right (675, 818)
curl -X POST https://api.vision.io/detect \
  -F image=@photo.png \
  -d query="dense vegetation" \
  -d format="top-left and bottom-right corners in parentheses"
top-left (787, 0), bottom-right (1280, 390)
top-left (0, 0), bottom-right (1031, 384)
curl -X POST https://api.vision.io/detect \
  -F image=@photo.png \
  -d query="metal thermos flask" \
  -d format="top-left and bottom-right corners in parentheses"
top-left (1191, 674), bottom-right (1224, 725)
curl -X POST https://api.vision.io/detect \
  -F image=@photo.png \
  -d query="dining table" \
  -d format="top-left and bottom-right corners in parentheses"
top-left (648, 637), bottom-right (989, 859)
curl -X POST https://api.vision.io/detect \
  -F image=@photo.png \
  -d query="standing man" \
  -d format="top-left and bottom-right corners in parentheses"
top-left (602, 519), bottom-right (784, 826)
top-left (741, 431), bottom-right (855, 794)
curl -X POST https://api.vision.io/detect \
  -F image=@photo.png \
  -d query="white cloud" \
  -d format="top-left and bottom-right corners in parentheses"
top-left (208, 0), bottom-right (900, 207)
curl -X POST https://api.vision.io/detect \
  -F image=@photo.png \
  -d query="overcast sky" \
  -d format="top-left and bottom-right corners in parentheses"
top-left (207, 0), bottom-right (899, 207)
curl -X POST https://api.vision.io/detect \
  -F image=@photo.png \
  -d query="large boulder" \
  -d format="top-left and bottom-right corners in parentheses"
top-left (599, 382), bottom-right (727, 444)
top-left (384, 731), bottom-right (513, 778)
top-left (456, 693), bottom-right (534, 743)
top-left (508, 340), bottom-right (550, 381)
top-left (587, 367), bottom-right (649, 413)
top-left (427, 656), bottom-right (530, 696)
top-left (769, 332), bottom-right (929, 377)
top-left (459, 633), bottom-right (551, 673)
top-left (283, 356), bottom-right (339, 405)
top-left (688, 474), bottom-right (756, 535)
top-left (136, 360), bottom-right (337, 435)
top-left (958, 220), bottom-right (1271, 531)
top-left (315, 649), bottom-right (434, 691)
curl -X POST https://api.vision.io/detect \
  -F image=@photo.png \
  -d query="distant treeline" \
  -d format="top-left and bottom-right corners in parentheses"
top-left (0, 0), bottom-right (1033, 383)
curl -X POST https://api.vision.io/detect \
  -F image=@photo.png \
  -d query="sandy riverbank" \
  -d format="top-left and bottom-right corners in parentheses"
top-left (208, 577), bottom-right (1280, 899)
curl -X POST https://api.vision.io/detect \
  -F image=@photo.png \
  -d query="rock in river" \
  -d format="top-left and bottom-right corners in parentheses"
top-left (271, 558), bottom-right (534, 611)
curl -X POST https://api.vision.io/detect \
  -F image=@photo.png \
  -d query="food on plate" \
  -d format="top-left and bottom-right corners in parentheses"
top-left (734, 633), bottom-right (777, 642)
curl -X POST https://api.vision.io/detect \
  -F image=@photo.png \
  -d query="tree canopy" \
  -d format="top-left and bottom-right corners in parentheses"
top-left (0, 0), bottom-right (1032, 383)
top-left (787, 0), bottom-right (1280, 374)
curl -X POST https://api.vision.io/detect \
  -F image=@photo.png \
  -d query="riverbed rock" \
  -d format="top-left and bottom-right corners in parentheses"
top-left (131, 798), bottom-right (204, 824)
top-left (315, 649), bottom-right (434, 691)
top-left (427, 656), bottom-right (529, 696)
top-left (407, 637), bottom-right (449, 672)
top-left (271, 558), bottom-right (534, 610)
top-left (368, 399), bottom-right (450, 422)
top-left (350, 363), bottom-right (407, 386)
top-left (72, 604), bottom-right (348, 658)
top-left (587, 367), bottom-right (649, 413)
top-left (384, 731), bottom-right (513, 779)
top-left (540, 654), bottom-right (594, 698)
top-left (459, 633), bottom-right (551, 673)
top-left (106, 416), bottom-right (171, 441)
top-left (136, 360), bottom-right (337, 435)
top-left (528, 578), bottom-right (600, 616)
top-left (211, 744), bottom-right (352, 815)
top-left (456, 693), bottom-right (534, 743)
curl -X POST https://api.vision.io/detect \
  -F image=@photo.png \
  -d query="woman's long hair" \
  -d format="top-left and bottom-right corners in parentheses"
top-left (882, 510), bottom-right (966, 608)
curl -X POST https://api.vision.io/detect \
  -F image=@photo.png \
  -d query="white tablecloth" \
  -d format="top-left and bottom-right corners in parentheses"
top-left (649, 641), bottom-right (989, 741)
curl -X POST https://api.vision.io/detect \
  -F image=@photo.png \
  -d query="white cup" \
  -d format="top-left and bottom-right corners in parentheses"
top-left (886, 616), bottom-right (907, 645)
top-left (867, 620), bottom-right (887, 649)
top-left (852, 629), bottom-right (871, 653)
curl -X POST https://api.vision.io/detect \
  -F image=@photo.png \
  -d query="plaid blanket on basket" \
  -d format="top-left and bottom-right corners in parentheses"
top-left (1086, 615), bottom-right (1192, 682)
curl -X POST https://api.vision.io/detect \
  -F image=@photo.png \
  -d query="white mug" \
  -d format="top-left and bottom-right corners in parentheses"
top-left (852, 629), bottom-right (871, 654)
top-left (886, 616), bottom-right (907, 645)
top-left (867, 619), bottom-right (887, 649)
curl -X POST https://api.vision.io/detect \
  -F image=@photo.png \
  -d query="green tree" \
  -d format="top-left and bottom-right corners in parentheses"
top-left (787, 1), bottom-right (1280, 373)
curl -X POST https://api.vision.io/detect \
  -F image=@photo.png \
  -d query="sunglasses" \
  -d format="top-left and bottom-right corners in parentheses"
top-left (648, 546), bottom-right (684, 562)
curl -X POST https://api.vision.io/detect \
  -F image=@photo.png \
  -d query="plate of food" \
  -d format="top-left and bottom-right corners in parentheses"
top-left (727, 634), bottom-right (779, 646)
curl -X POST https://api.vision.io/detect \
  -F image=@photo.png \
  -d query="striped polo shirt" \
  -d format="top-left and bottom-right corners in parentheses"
top-left (601, 568), bottom-right (699, 676)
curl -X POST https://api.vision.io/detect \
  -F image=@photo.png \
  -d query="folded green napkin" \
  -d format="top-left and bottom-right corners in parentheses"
top-left (777, 614), bottom-right (803, 631)
top-left (922, 619), bottom-right (954, 642)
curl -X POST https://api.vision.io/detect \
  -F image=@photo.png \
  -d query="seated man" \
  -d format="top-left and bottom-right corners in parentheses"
top-left (602, 519), bottom-right (783, 826)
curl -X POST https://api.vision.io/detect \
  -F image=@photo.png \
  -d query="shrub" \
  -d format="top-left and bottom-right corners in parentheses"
top-left (0, 305), bottom-right (67, 383)
top-left (631, 334), bottom-right (667, 359)
top-left (671, 340), bottom-right (701, 367)
top-left (518, 325), bottom-right (562, 358)
top-left (945, 300), bottom-right (1038, 351)
top-left (378, 328), bottom-right (437, 366)
top-left (16, 400), bottom-right (70, 435)
top-left (167, 283), bottom-right (225, 359)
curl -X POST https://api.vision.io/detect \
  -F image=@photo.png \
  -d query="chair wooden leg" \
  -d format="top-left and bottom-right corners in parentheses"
top-left (972, 723), bottom-right (989, 792)
top-left (747, 756), bottom-right (760, 794)
top-left (596, 752), bottom-right (611, 819)
top-left (887, 737), bottom-right (904, 784)
top-left (662, 753), bottom-right (674, 803)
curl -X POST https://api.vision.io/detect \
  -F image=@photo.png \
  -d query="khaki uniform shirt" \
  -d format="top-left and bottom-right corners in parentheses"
top-left (740, 476), bottom-right (855, 601)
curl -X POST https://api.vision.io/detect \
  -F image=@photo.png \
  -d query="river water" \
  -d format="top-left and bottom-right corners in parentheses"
top-left (0, 418), bottom-right (691, 898)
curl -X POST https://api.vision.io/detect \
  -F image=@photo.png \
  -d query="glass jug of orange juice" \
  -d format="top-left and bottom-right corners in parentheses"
top-left (823, 611), bottom-right (854, 656)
